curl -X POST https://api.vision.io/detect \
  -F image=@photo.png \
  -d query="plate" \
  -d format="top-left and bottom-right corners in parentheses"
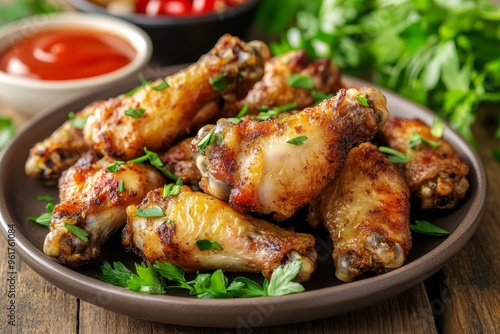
top-left (0, 66), bottom-right (487, 328)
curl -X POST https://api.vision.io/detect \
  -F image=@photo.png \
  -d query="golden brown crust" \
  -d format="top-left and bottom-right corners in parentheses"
top-left (122, 187), bottom-right (317, 282)
top-left (309, 142), bottom-right (412, 282)
top-left (377, 117), bottom-right (470, 209)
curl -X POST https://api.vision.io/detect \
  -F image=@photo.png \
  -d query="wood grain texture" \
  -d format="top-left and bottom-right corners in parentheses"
top-left (435, 112), bottom-right (500, 334)
top-left (77, 283), bottom-right (436, 334)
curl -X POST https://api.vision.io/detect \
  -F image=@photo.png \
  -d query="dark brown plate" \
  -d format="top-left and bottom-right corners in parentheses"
top-left (0, 66), bottom-right (487, 328)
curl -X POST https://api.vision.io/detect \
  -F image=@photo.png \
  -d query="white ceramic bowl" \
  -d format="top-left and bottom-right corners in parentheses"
top-left (0, 12), bottom-right (152, 116)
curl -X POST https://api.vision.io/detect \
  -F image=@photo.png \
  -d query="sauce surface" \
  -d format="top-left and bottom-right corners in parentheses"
top-left (0, 28), bottom-right (136, 80)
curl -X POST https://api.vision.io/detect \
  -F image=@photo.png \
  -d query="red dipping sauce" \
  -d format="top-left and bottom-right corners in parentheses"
top-left (0, 28), bottom-right (137, 81)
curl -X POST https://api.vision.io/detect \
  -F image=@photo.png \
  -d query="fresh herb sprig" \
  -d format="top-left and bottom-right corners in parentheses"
top-left (257, 0), bottom-right (500, 143)
top-left (0, 118), bottom-right (15, 150)
top-left (98, 259), bottom-right (305, 298)
top-left (410, 220), bottom-right (450, 237)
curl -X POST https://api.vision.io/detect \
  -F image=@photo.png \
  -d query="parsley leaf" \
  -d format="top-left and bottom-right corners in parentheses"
top-left (0, 118), bottom-right (15, 150)
top-left (286, 135), bottom-right (308, 146)
top-left (124, 108), bottom-right (146, 118)
top-left (128, 262), bottom-right (165, 294)
top-left (68, 112), bottom-right (87, 130)
top-left (430, 117), bottom-right (446, 138)
top-left (64, 224), bottom-right (89, 242)
top-left (152, 79), bottom-right (169, 91)
top-left (27, 202), bottom-right (55, 227)
top-left (117, 180), bottom-right (125, 192)
top-left (288, 73), bottom-right (314, 90)
top-left (254, 102), bottom-right (297, 121)
top-left (128, 148), bottom-right (180, 182)
top-left (135, 205), bottom-right (166, 218)
top-left (196, 132), bottom-right (215, 156)
top-left (98, 259), bottom-right (306, 298)
top-left (106, 161), bottom-right (126, 173)
top-left (163, 183), bottom-right (181, 197)
top-left (410, 220), bottom-right (450, 237)
top-left (408, 133), bottom-right (440, 149)
top-left (195, 239), bottom-right (223, 251)
top-left (122, 73), bottom-right (151, 96)
top-left (357, 95), bottom-right (369, 107)
top-left (97, 261), bottom-right (133, 288)
top-left (266, 260), bottom-right (304, 296)
top-left (209, 73), bottom-right (229, 92)
top-left (378, 146), bottom-right (410, 164)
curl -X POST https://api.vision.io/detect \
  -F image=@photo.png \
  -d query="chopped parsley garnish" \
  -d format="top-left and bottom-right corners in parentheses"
top-left (152, 79), bottom-right (169, 91)
top-left (68, 112), bottom-right (87, 129)
top-left (286, 135), bottom-right (308, 146)
top-left (408, 133), bottom-right (440, 149)
top-left (64, 224), bottom-right (89, 242)
top-left (124, 108), bottom-right (146, 118)
top-left (410, 220), bottom-right (450, 236)
top-left (357, 95), bottom-right (369, 107)
top-left (27, 202), bottom-right (55, 227)
top-left (236, 104), bottom-right (249, 118)
top-left (0, 118), bottom-right (15, 150)
top-left (254, 102), bottom-right (297, 121)
top-left (195, 239), bottom-right (223, 251)
top-left (196, 132), bottom-right (215, 156)
top-left (107, 161), bottom-right (126, 173)
top-left (37, 195), bottom-right (53, 202)
top-left (117, 180), bottom-right (125, 192)
top-left (98, 259), bottom-right (305, 298)
top-left (123, 73), bottom-right (151, 96)
top-left (209, 73), bottom-right (229, 92)
top-left (135, 205), bottom-right (166, 218)
top-left (288, 73), bottom-right (314, 90)
top-left (430, 117), bottom-right (445, 138)
top-left (378, 146), bottom-right (410, 164)
top-left (128, 148), bottom-right (180, 182)
top-left (163, 183), bottom-right (181, 197)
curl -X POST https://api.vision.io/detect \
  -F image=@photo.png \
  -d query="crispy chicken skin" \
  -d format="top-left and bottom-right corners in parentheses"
top-left (24, 104), bottom-right (94, 185)
top-left (43, 152), bottom-right (165, 267)
top-left (309, 142), bottom-right (412, 282)
top-left (83, 34), bottom-right (270, 161)
top-left (160, 137), bottom-right (201, 187)
top-left (221, 49), bottom-right (343, 117)
top-left (377, 117), bottom-right (469, 210)
top-left (193, 87), bottom-right (389, 220)
top-left (122, 187), bottom-right (317, 282)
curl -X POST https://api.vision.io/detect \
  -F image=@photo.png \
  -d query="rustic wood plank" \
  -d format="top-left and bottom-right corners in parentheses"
top-left (435, 113), bottom-right (500, 334)
top-left (78, 282), bottom-right (436, 334)
top-left (0, 236), bottom-right (79, 334)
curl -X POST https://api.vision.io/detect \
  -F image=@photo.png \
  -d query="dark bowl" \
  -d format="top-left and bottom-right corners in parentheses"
top-left (70, 0), bottom-right (261, 65)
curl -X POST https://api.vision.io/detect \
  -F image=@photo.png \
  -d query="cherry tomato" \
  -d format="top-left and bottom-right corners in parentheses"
top-left (146, 0), bottom-right (192, 16)
top-left (191, 0), bottom-right (215, 14)
top-left (135, 0), bottom-right (150, 14)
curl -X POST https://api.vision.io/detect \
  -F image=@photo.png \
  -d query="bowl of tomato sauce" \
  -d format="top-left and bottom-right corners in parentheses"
top-left (0, 12), bottom-right (152, 116)
top-left (70, 0), bottom-right (260, 65)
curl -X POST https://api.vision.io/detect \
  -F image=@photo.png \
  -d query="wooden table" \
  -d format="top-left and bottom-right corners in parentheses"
top-left (1, 96), bottom-right (499, 334)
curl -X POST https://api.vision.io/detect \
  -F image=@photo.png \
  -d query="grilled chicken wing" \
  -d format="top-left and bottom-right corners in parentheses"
top-left (43, 152), bottom-right (165, 267)
top-left (160, 137), bottom-right (201, 187)
top-left (377, 117), bottom-right (469, 210)
top-left (193, 87), bottom-right (389, 220)
top-left (24, 105), bottom-right (93, 184)
top-left (83, 34), bottom-right (270, 160)
top-left (122, 186), bottom-right (317, 282)
top-left (309, 142), bottom-right (412, 282)
top-left (221, 49), bottom-right (343, 117)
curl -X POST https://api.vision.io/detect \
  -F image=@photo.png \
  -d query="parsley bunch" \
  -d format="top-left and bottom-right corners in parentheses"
top-left (0, 0), bottom-right (62, 25)
top-left (256, 0), bottom-right (500, 144)
top-left (98, 259), bottom-right (305, 298)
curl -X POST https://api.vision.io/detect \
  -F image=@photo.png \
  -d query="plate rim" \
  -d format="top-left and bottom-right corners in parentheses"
top-left (0, 72), bottom-right (487, 328)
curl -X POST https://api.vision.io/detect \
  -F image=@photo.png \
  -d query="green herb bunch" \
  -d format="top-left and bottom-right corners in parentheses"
top-left (0, 0), bottom-right (62, 26)
top-left (256, 0), bottom-right (500, 144)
